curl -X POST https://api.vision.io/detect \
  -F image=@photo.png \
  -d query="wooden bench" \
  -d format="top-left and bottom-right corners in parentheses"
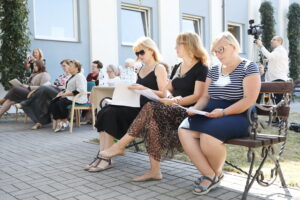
top-left (225, 82), bottom-right (294, 200)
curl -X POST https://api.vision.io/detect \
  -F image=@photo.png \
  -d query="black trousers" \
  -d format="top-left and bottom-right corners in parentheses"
top-left (272, 79), bottom-right (285, 104)
top-left (49, 97), bottom-right (72, 120)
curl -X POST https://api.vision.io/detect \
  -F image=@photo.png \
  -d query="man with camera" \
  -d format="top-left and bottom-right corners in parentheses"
top-left (255, 36), bottom-right (289, 104)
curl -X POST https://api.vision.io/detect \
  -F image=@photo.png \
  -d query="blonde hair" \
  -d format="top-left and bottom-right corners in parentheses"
top-left (176, 32), bottom-right (209, 66)
top-left (133, 37), bottom-right (162, 62)
top-left (32, 48), bottom-right (44, 60)
top-left (211, 31), bottom-right (241, 55)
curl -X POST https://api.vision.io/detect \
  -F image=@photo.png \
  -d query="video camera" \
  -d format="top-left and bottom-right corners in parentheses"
top-left (247, 19), bottom-right (263, 40)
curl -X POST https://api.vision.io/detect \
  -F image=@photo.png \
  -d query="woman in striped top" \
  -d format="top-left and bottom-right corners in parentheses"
top-left (178, 32), bottom-right (261, 195)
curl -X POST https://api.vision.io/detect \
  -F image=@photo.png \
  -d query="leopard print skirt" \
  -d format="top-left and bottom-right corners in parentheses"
top-left (127, 101), bottom-right (188, 161)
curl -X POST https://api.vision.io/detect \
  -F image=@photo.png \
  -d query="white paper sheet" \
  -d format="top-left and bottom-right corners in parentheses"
top-left (134, 89), bottom-right (159, 102)
top-left (109, 82), bottom-right (140, 107)
top-left (9, 78), bottom-right (22, 87)
top-left (177, 105), bottom-right (208, 116)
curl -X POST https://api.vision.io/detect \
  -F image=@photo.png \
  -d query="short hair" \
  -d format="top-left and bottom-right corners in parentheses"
top-left (92, 60), bottom-right (103, 69)
top-left (133, 37), bottom-right (162, 62)
top-left (70, 59), bottom-right (82, 73)
top-left (60, 59), bottom-right (71, 65)
top-left (34, 60), bottom-right (46, 73)
top-left (275, 36), bottom-right (283, 45)
top-left (125, 58), bottom-right (135, 66)
top-left (211, 31), bottom-right (241, 55)
top-left (176, 32), bottom-right (209, 66)
top-left (32, 48), bottom-right (44, 60)
top-left (107, 64), bottom-right (120, 76)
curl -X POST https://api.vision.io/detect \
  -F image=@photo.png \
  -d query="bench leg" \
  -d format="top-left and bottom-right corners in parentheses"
top-left (242, 147), bottom-right (269, 200)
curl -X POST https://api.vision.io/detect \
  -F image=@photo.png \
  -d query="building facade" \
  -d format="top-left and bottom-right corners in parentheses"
top-left (1, 0), bottom-right (299, 96)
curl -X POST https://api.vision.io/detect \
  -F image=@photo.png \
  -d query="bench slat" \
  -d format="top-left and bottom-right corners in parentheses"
top-left (225, 135), bottom-right (286, 148)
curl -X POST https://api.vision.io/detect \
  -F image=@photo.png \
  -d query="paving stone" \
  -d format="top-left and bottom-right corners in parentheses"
top-left (1, 122), bottom-right (300, 200)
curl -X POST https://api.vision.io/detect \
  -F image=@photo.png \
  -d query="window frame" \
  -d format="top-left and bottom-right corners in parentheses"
top-left (181, 14), bottom-right (204, 41)
top-left (33, 0), bottom-right (79, 42)
top-left (120, 4), bottom-right (151, 46)
top-left (227, 22), bottom-right (244, 52)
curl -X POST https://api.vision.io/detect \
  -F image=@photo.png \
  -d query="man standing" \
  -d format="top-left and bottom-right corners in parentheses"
top-left (255, 36), bottom-right (289, 103)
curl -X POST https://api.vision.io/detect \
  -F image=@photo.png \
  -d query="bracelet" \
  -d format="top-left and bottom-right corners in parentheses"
top-left (221, 109), bottom-right (226, 117)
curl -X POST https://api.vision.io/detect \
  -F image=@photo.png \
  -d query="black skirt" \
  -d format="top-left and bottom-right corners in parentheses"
top-left (95, 105), bottom-right (141, 139)
top-left (5, 86), bottom-right (30, 103)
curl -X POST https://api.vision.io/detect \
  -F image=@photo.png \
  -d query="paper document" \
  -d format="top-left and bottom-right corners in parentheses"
top-left (109, 82), bottom-right (140, 107)
top-left (9, 78), bottom-right (22, 86)
top-left (177, 105), bottom-right (208, 116)
top-left (134, 89), bottom-right (159, 102)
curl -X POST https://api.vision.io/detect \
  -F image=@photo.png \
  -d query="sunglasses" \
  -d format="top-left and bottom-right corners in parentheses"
top-left (135, 50), bottom-right (145, 57)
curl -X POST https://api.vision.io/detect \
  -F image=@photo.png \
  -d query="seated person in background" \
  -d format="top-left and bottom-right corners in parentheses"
top-left (106, 64), bottom-right (121, 86)
top-left (24, 48), bottom-right (45, 73)
top-left (16, 59), bottom-right (71, 130)
top-left (86, 60), bottom-right (103, 86)
top-left (120, 58), bottom-right (137, 84)
top-left (0, 60), bottom-right (51, 119)
top-left (49, 60), bottom-right (87, 132)
top-left (99, 32), bottom-right (208, 181)
top-left (84, 37), bottom-right (168, 172)
top-left (178, 32), bottom-right (260, 195)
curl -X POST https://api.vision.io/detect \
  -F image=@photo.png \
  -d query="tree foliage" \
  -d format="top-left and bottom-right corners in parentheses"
top-left (0, 0), bottom-right (30, 90)
top-left (287, 3), bottom-right (300, 81)
top-left (259, 1), bottom-right (275, 51)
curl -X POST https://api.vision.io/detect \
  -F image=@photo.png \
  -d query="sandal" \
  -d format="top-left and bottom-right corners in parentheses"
top-left (88, 156), bottom-right (113, 172)
top-left (193, 175), bottom-right (218, 195)
top-left (194, 172), bottom-right (224, 186)
top-left (83, 151), bottom-right (101, 171)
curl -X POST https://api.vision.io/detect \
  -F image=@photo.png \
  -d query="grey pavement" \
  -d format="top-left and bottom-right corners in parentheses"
top-left (1, 119), bottom-right (300, 200)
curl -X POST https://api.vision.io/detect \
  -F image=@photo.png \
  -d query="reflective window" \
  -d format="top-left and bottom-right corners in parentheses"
top-left (33, 0), bottom-right (78, 41)
top-left (181, 15), bottom-right (202, 36)
top-left (228, 23), bottom-right (243, 51)
top-left (121, 5), bottom-right (150, 45)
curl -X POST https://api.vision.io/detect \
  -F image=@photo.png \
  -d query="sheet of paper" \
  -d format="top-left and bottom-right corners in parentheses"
top-left (109, 82), bottom-right (140, 108)
top-left (134, 89), bottom-right (159, 102)
top-left (9, 78), bottom-right (22, 87)
top-left (177, 105), bottom-right (208, 116)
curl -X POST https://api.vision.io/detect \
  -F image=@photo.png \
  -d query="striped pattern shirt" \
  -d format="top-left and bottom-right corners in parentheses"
top-left (207, 60), bottom-right (259, 101)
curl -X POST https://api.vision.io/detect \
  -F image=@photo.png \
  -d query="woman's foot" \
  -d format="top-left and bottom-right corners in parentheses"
top-left (193, 175), bottom-right (218, 195)
top-left (54, 122), bottom-right (63, 132)
top-left (88, 156), bottom-right (113, 172)
top-left (83, 156), bottom-right (101, 171)
top-left (133, 170), bottom-right (162, 182)
top-left (99, 143), bottom-right (125, 158)
top-left (31, 123), bottom-right (42, 130)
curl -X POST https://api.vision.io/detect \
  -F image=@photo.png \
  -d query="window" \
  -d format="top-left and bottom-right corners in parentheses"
top-left (181, 14), bottom-right (203, 37)
top-left (33, 0), bottom-right (78, 42)
top-left (121, 4), bottom-right (150, 45)
top-left (228, 23), bottom-right (243, 52)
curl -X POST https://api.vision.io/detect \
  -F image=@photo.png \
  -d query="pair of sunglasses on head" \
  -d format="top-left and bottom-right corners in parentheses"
top-left (135, 50), bottom-right (145, 57)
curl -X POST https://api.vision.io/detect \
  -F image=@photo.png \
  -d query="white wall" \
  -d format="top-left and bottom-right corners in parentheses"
top-left (158, 0), bottom-right (180, 66)
top-left (209, 0), bottom-right (223, 65)
top-left (88, 0), bottom-right (119, 68)
top-left (277, 0), bottom-right (289, 49)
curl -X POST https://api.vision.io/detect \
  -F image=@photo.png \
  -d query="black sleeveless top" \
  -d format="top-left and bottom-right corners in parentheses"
top-left (136, 68), bottom-right (159, 107)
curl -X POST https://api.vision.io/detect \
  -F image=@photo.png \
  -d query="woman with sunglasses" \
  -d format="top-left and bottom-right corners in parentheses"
top-left (99, 32), bottom-right (208, 181)
top-left (84, 37), bottom-right (168, 172)
top-left (177, 32), bottom-right (261, 195)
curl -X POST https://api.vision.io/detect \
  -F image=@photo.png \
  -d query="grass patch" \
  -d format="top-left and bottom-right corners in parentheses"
top-left (89, 112), bottom-right (300, 188)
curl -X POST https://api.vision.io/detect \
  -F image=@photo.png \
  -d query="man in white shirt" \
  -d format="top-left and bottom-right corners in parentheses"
top-left (255, 36), bottom-right (289, 104)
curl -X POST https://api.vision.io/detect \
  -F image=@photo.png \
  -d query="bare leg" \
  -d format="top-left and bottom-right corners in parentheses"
top-left (0, 100), bottom-right (15, 118)
top-left (178, 128), bottom-right (217, 189)
top-left (87, 131), bottom-right (114, 171)
top-left (0, 98), bottom-right (6, 105)
top-left (200, 134), bottom-right (226, 176)
top-left (99, 133), bottom-right (135, 158)
top-left (133, 156), bottom-right (162, 182)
